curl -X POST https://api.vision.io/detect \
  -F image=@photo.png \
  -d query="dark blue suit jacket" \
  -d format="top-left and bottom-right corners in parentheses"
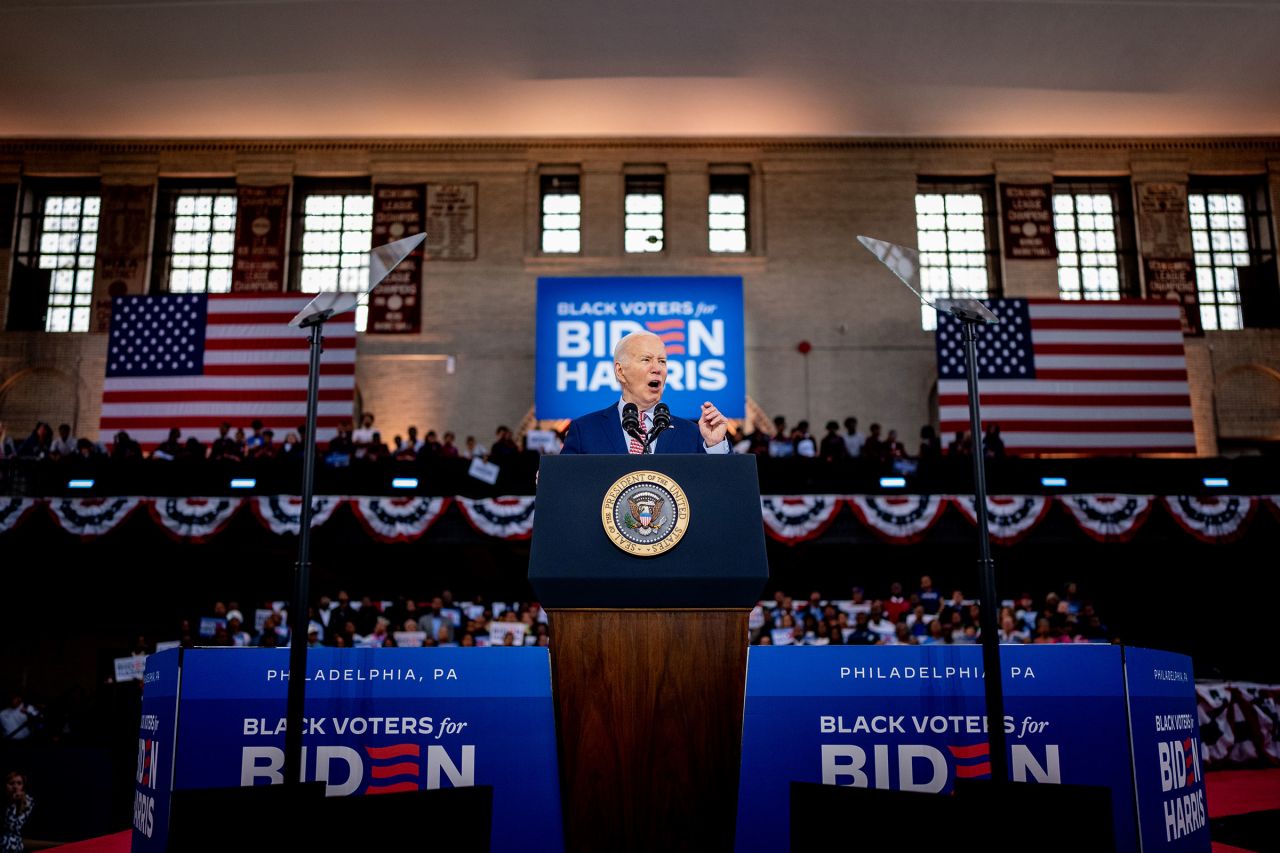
top-left (560, 405), bottom-right (707, 455)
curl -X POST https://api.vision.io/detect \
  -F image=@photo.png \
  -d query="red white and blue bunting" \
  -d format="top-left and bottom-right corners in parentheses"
top-left (47, 497), bottom-right (142, 538)
top-left (760, 495), bottom-right (842, 544)
top-left (1058, 494), bottom-right (1154, 542)
top-left (845, 495), bottom-right (947, 544)
top-left (350, 497), bottom-right (450, 543)
top-left (149, 497), bottom-right (244, 542)
top-left (455, 496), bottom-right (537, 540)
top-left (3, 493), bottom-right (1277, 544)
top-left (949, 495), bottom-right (1052, 545)
top-left (0, 497), bottom-right (38, 535)
top-left (251, 495), bottom-right (344, 536)
top-left (1162, 495), bottom-right (1257, 543)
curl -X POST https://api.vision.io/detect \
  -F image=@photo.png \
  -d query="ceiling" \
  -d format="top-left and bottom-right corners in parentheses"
top-left (2, 0), bottom-right (1279, 139)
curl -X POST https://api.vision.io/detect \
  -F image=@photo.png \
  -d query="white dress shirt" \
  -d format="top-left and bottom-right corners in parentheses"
top-left (615, 399), bottom-right (729, 454)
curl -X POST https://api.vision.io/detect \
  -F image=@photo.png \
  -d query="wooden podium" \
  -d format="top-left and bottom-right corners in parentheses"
top-left (530, 455), bottom-right (768, 852)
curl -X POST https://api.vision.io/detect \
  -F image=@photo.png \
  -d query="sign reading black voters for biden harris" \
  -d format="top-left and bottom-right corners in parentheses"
top-left (535, 276), bottom-right (746, 420)
top-left (132, 648), bottom-right (564, 853)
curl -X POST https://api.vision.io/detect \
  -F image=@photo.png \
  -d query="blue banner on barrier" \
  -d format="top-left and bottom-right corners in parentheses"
top-left (535, 276), bottom-right (746, 420)
top-left (131, 649), bottom-right (180, 853)
top-left (735, 645), bottom-right (1137, 853)
top-left (1124, 647), bottom-right (1210, 851)
top-left (169, 648), bottom-right (563, 853)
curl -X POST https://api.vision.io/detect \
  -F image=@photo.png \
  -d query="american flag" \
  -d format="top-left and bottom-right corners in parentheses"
top-left (936, 299), bottom-right (1195, 455)
top-left (100, 294), bottom-right (356, 449)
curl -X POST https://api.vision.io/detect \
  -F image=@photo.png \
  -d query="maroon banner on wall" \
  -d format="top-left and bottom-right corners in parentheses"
top-left (92, 184), bottom-right (154, 332)
top-left (1144, 257), bottom-right (1203, 336)
top-left (1000, 183), bottom-right (1057, 260)
top-left (369, 184), bottom-right (425, 334)
top-left (231, 184), bottom-right (289, 292)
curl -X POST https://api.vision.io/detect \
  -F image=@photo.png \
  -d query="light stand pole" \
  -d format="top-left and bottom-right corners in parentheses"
top-left (959, 316), bottom-right (1008, 783)
top-left (278, 232), bottom-right (426, 788)
top-left (282, 310), bottom-right (330, 787)
top-left (857, 235), bottom-right (1008, 784)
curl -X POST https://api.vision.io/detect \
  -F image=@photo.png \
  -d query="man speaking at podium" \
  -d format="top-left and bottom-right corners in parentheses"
top-left (561, 331), bottom-right (731, 455)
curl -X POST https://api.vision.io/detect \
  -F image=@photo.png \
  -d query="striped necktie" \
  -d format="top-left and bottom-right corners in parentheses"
top-left (628, 412), bottom-right (649, 454)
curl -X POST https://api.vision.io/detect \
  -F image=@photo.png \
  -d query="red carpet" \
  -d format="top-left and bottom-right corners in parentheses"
top-left (1207, 768), bottom-right (1280, 853)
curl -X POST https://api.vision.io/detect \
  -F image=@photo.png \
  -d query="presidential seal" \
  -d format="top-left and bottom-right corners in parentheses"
top-left (601, 470), bottom-right (690, 556)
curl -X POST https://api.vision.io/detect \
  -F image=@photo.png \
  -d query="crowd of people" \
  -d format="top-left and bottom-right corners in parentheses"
top-left (749, 578), bottom-right (1110, 647)
top-left (0, 414), bottom-right (521, 468)
top-left (730, 416), bottom-right (1004, 467)
top-left (169, 589), bottom-right (551, 652)
top-left (2, 412), bottom-right (1000, 470)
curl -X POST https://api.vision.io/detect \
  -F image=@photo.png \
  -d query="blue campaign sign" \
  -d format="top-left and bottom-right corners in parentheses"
top-left (735, 645), bottom-right (1137, 853)
top-left (1124, 647), bottom-right (1210, 852)
top-left (535, 276), bottom-right (746, 420)
top-left (132, 649), bottom-right (180, 853)
top-left (171, 648), bottom-right (563, 853)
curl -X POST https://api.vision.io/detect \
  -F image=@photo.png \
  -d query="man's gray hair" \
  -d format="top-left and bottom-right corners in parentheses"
top-left (612, 330), bottom-right (662, 362)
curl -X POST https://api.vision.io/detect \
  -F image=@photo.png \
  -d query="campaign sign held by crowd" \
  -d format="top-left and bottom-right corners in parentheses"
top-left (735, 645), bottom-right (1137, 852)
top-left (535, 276), bottom-right (745, 420)
top-left (136, 648), bottom-right (563, 852)
top-left (132, 649), bottom-right (180, 853)
top-left (1124, 647), bottom-right (1210, 851)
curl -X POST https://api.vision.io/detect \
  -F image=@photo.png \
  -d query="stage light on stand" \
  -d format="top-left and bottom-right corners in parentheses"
top-left (230, 478), bottom-right (256, 489)
top-left (1040, 476), bottom-right (1068, 488)
top-left (1202, 477), bottom-right (1229, 488)
top-left (879, 476), bottom-right (906, 488)
top-left (392, 477), bottom-right (419, 489)
top-left (67, 479), bottom-right (94, 489)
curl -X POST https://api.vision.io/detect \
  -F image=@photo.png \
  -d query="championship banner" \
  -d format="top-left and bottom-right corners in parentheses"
top-left (1144, 258), bottom-right (1203, 336)
top-left (535, 277), bottom-right (746, 420)
top-left (231, 185), bottom-right (290, 292)
top-left (735, 645), bottom-right (1137, 852)
top-left (1123, 647), bottom-right (1210, 851)
top-left (369, 185), bottom-right (425, 333)
top-left (131, 649), bottom-right (181, 852)
top-left (166, 647), bottom-right (563, 852)
top-left (1000, 184), bottom-right (1056, 260)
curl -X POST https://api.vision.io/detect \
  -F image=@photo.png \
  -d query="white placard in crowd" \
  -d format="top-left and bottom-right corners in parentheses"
top-left (271, 600), bottom-right (287, 612)
top-left (468, 457), bottom-right (500, 484)
top-left (525, 429), bottom-right (559, 453)
top-left (770, 629), bottom-right (794, 646)
top-left (393, 631), bottom-right (427, 648)
top-left (491, 602), bottom-right (507, 618)
top-left (489, 623), bottom-right (527, 646)
top-left (198, 617), bottom-right (225, 638)
top-left (748, 606), bottom-right (766, 631)
top-left (114, 655), bottom-right (147, 682)
top-left (463, 603), bottom-right (485, 621)
top-left (254, 609), bottom-right (274, 633)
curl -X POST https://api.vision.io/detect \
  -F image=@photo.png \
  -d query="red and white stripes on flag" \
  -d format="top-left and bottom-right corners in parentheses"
top-left (937, 300), bottom-right (1195, 455)
top-left (100, 294), bottom-right (356, 449)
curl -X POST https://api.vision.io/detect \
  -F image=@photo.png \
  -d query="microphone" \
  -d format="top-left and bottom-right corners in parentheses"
top-left (644, 403), bottom-right (672, 454)
top-left (622, 403), bottom-right (642, 441)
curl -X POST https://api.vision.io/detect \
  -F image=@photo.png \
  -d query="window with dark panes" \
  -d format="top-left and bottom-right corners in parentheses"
top-left (914, 178), bottom-right (1001, 330)
top-left (624, 175), bottom-right (664, 253)
top-left (7, 180), bottom-right (101, 332)
top-left (291, 178), bottom-right (373, 332)
top-left (708, 173), bottom-right (749, 253)
top-left (1052, 179), bottom-right (1138, 300)
top-left (1188, 178), bottom-right (1277, 331)
top-left (152, 180), bottom-right (237, 294)
top-left (540, 174), bottom-right (581, 254)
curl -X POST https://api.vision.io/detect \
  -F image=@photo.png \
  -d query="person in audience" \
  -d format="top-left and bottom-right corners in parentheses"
top-left (842, 417), bottom-right (864, 458)
top-left (866, 602), bottom-right (895, 642)
top-left (792, 421), bottom-right (816, 457)
top-left (352, 413), bottom-right (377, 447)
top-left (862, 423), bottom-right (885, 463)
top-left (244, 419), bottom-right (265, 454)
top-left (819, 421), bottom-right (848, 461)
top-left (209, 422), bottom-right (237, 460)
top-left (884, 582), bottom-right (910, 623)
top-left (461, 435), bottom-right (487, 459)
top-left (846, 612), bottom-right (878, 645)
top-left (887, 623), bottom-right (917, 646)
top-left (422, 430), bottom-right (443, 457)
top-left (16, 422), bottom-right (52, 460)
top-left (947, 430), bottom-right (970, 457)
top-left (3, 770), bottom-right (33, 853)
top-left (50, 423), bottom-right (75, 459)
top-left (917, 575), bottom-right (941, 613)
top-left (998, 614), bottom-right (1029, 643)
top-left (983, 423), bottom-right (1005, 458)
top-left (490, 426), bottom-right (519, 458)
top-left (768, 416), bottom-right (792, 458)
top-left (918, 425), bottom-right (941, 463)
top-left (906, 604), bottom-right (932, 638)
top-left (149, 428), bottom-right (183, 461)
top-left (920, 620), bottom-right (949, 645)
top-left (1, 696), bottom-right (39, 742)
